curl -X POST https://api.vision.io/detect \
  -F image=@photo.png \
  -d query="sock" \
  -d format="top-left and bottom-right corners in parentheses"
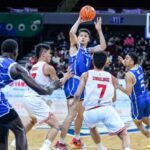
top-left (97, 143), bottom-right (103, 150)
top-left (75, 134), bottom-right (80, 140)
top-left (60, 137), bottom-right (65, 144)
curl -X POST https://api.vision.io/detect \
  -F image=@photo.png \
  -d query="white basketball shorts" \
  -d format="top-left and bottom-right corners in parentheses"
top-left (23, 94), bottom-right (53, 124)
top-left (83, 105), bottom-right (126, 135)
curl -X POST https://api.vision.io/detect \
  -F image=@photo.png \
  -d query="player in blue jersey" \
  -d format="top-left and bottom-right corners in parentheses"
top-left (118, 52), bottom-right (150, 146)
top-left (0, 39), bottom-right (61, 150)
top-left (56, 16), bottom-right (106, 149)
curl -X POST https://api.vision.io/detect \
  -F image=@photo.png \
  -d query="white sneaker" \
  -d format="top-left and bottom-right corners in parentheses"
top-left (124, 148), bottom-right (131, 150)
top-left (102, 146), bottom-right (107, 150)
top-left (39, 144), bottom-right (50, 150)
top-left (10, 139), bottom-right (16, 149)
top-left (39, 140), bottom-right (51, 150)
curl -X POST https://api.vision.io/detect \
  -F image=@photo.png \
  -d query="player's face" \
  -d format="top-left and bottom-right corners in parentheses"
top-left (78, 32), bottom-right (90, 46)
top-left (124, 55), bottom-right (134, 68)
top-left (42, 49), bottom-right (51, 63)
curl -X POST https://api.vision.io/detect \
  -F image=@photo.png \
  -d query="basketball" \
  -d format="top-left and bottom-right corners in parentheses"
top-left (80, 5), bottom-right (96, 21)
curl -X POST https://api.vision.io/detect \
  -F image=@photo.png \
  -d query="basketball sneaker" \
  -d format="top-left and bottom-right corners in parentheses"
top-left (39, 140), bottom-right (51, 150)
top-left (39, 144), bottom-right (50, 150)
top-left (55, 141), bottom-right (68, 150)
top-left (70, 137), bottom-right (85, 148)
top-left (102, 146), bottom-right (108, 150)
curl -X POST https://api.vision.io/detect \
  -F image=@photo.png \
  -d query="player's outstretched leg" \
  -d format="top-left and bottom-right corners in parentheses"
top-left (117, 129), bottom-right (131, 150)
top-left (70, 101), bottom-right (85, 148)
top-left (39, 113), bottom-right (60, 150)
top-left (55, 99), bottom-right (78, 150)
top-left (90, 127), bottom-right (107, 150)
top-left (11, 116), bottom-right (37, 148)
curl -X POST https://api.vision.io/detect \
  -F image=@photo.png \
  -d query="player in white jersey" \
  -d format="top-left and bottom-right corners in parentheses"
top-left (0, 39), bottom-right (60, 150)
top-left (70, 52), bottom-right (131, 150)
top-left (11, 43), bottom-right (71, 150)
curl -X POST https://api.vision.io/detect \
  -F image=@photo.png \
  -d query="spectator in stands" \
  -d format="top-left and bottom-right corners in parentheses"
top-left (59, 57), bottom-right (65, 68)
top-left (137, 37), bottom-right (148, 47)
top-left (107, 51), bottom-right (113, 63)
top-left (52, 51), bottom-right (60, 65)
top-left (108, 34), bottom-right (121, 46)
top-left (57, 32), bottom-right (66, 44)
top-left (137, 37), bottom-right (148, 52)
top-left (123, 34), bottom-right (135, 47)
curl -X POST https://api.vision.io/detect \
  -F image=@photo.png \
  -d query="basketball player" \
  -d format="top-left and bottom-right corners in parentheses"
top-left (0, 39), bottom-right (60, 150)
top-left (56, 16), bottom-right (107, 149)
top-left (71, 52), bottom-right (131, 150)
top-left (11, 43), bottom-right (72, 150)
top-left (118, 52), bottom-right (150, 147)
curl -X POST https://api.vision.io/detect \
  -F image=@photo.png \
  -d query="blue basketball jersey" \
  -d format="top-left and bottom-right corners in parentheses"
top-left (68, 44), bottom-right (92, 76)
top-left (64, 44), bottom-right (92, 99)
top-left (129, 65), bottom-right (146, 100)
top-left (0, 56), bottom-right (16, 117)
top-left (129, 65), bottom-right (150, 120)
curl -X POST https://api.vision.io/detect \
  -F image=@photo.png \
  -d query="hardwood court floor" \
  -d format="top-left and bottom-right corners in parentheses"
top-left (8, 129), bottom-right (149, 150)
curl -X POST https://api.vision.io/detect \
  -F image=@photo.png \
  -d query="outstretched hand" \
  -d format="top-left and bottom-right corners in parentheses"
top-left (50, 80), bottom-right (61, 89)
top-left (64, 71), bottom-right (74, 80)
top-left (46, 80), bottom-right (61, 95)
top-left (118, 56), bottom-right (125, 65)
top-left (78, 16), bottom-right (90, 24)
top-left (94, 17), bottom-right (102, 31)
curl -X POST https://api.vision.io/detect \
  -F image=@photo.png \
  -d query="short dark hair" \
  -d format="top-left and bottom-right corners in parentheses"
top-left (127, 52), bottom-right (138, 64)
top-left (35, 43), bottom-right (50, 58)
top-left (1, 39), bottom-right (18, 53)
top-left (78, 28), bottom-right (91, 37)
top-left (93, 52), bottom-right (107, 69)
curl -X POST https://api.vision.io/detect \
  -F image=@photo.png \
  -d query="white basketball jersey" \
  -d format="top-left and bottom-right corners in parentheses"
top-left (83, 70), bottom-right (114, 110)
top-left (30, 61), bottom-right (51, 86)
top-left (26, 61), bottom-right (51, 96)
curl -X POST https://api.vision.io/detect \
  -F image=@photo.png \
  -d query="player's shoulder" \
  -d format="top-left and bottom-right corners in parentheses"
top-left (126, 71), bottom-right (135, 79)
top-left (85, 69), bottom-right (94, 75)
top-left (47, 64), bottom-right (56, 72)
top-left (81, 71), bottom-right (89, 78)
top-left (101, 70), bottom-right (112, 76)
top-left (0, 57), bottom-right (15, 64)
top-left (83, 70), bottom-right (96, 78)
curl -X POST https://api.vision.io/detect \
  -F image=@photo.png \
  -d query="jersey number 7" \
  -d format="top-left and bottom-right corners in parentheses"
top-left (31, 73), bottom-right (37, 79)
top-left (97, 84), bottom-right (106, 98)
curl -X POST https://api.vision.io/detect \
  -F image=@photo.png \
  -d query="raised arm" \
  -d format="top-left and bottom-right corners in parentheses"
top-left (90, 17), bottom-right (106, 53)
top-left (69, 16), bottom-right (88, 47)
top-left (10, 64), bottom-right (61, 95)
top-left (70, 72), bottom-right (88, 106)
top-left (69, 17), bottom-right (80, 47)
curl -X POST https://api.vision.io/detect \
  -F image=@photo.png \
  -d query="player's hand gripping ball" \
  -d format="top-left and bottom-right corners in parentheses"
top-left (80, 5), bottom-right (96, 21)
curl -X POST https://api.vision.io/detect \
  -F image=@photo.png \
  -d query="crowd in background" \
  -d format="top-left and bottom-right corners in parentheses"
top-left (25, 31), bottom-right (150, 90)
